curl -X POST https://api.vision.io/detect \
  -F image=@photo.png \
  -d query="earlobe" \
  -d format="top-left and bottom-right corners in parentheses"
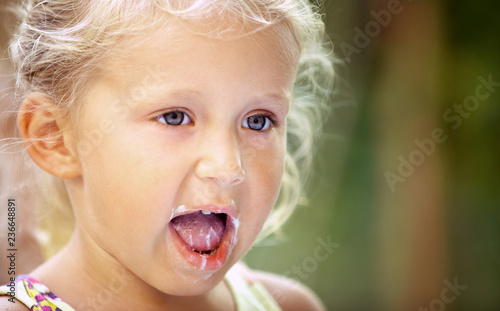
top-left (18, 93), bottom-right (81, 179)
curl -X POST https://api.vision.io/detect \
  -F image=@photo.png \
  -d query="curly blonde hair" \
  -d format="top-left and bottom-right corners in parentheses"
top-left (8, 0), bottom-right (334, 257)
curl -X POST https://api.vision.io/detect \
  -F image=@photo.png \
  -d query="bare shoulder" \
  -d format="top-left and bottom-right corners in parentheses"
top-left (250, 269), bottom-right (326, 311)
top-left (0, 297), bottom-right (30, 310)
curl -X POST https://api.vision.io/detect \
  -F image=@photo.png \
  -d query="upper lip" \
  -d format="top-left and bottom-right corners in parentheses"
top-left (169, 204), bottom-right (238, 221)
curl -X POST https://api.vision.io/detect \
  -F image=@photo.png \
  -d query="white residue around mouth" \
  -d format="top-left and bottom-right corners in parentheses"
top-left (200, 255), bottom-right (207, 270)
top-left (170, 205), bottom-right (187, 221)
top-left (227, 215), bottom-right (240, 256)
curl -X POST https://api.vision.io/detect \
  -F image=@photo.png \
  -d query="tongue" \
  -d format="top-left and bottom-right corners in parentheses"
top-left (171, 211), bottom-right (226, 252)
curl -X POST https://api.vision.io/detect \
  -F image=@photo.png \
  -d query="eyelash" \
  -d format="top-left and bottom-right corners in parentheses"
top-left (156, 110), bottom-right (193, 126)
top-left (155, 110), bottom-right (277, 131)
top-left (241, 114), bottom-right (276, 131)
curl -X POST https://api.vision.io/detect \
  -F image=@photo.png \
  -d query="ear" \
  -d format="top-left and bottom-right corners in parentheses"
top-left (18, 93), bottom-right (81, 179)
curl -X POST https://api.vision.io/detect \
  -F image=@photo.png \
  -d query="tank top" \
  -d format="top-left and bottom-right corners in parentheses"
top-left (0, 265), bottom-right (281, 310)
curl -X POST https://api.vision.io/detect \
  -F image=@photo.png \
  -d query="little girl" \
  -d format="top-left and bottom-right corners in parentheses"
top-left (0, 0), bottom-right (333, 310)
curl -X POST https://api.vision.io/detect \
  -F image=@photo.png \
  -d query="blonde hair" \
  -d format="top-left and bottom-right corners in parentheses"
top-left (8, 0), bottom-right (334, 256)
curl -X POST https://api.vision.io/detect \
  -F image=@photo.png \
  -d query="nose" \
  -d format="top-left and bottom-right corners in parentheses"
top-left (195, 130), bottom-right (245, 186)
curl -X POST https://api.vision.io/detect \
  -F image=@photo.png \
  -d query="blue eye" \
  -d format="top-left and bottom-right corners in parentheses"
top-left (242, 115), bottom-right (272, 131)
top-left (157, 111), bottom-right (192, 126)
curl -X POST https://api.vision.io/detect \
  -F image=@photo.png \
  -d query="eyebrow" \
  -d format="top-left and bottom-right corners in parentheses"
top-left (251, 93), bottom-right (291, 116)
top-left (147, 89), bottom-right (291, 116)
top-left (157, 89), bottom-right (203, 101)
top-left (142, 89), bottom-right (203, 108)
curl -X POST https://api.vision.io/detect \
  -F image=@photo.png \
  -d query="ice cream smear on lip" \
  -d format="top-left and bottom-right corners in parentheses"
top-left (170, 205), bottom-right (187, 221)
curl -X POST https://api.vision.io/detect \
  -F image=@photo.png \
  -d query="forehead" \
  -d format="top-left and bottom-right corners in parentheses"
top-left (77, 16), bottom-right (301, 121)
top-left (103, 17), bottom-right (300, 80)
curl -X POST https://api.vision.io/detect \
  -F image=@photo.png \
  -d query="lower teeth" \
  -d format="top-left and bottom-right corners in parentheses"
top-left (194, 248), bottom-right (218, 255)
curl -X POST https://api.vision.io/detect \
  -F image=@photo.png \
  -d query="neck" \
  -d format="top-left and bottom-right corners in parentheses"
top-left (31, 228), bottom-right (235, 310)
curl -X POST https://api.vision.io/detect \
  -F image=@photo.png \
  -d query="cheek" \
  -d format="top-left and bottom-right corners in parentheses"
top-left (245, 135), bottom-right (286, 208)
top-left (75, 131), bottom-right (170, 240)
top-left (236, 141), bottom-right (285, 248)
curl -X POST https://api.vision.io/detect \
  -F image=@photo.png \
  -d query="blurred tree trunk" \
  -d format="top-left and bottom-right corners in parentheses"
top-left (371, 0), bottom-right (448, 310)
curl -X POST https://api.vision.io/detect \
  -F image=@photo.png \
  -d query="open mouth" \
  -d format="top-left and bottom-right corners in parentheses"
top-left (171, 211), bottom-right (227, 254)
top-left (169, 209), bottom-right (236, 270)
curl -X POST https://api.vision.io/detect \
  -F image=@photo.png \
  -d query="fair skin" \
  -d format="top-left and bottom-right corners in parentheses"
top-left (1, 20), bottom-right (324, 310)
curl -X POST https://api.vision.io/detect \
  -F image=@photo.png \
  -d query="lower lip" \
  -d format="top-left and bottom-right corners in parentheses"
top-left (168, 216), bottom-right (235, 271)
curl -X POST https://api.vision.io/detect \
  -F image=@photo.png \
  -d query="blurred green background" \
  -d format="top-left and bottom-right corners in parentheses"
top-left (1, 1), bottom-right (499, 310)
top-left (244, 1), bottom-right (500, 310)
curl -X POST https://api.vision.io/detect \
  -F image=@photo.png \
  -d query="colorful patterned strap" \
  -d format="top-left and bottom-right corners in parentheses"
top-left (0, 275), bottom-right (75, 311)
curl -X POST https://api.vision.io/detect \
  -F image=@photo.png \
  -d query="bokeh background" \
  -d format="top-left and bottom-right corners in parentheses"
top-left (1, 1), bottom-right (499, 310)
top-left (246, 0), bottom-right (500, 310)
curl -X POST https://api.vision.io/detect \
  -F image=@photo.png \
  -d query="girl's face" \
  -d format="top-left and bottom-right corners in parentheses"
top-left (66, 22), bottom-right (299, 296)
